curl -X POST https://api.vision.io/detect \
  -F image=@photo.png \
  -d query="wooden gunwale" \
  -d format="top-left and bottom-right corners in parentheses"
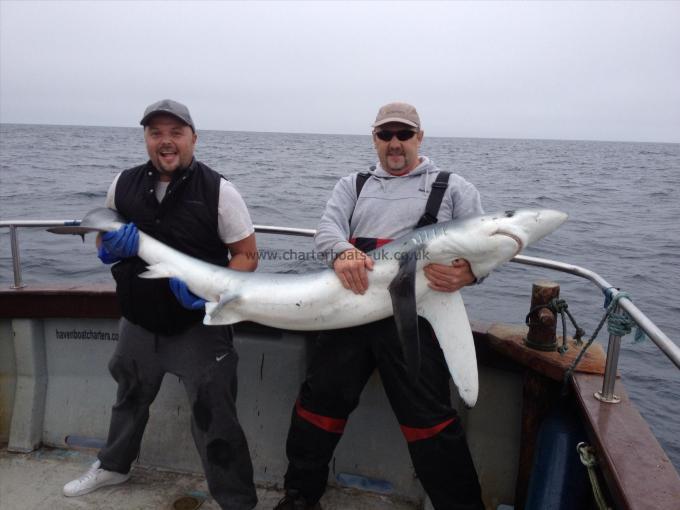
top-left (0, 283), bottom-right (120, 318)
top-left (571, 373), bottom-right (680, 510)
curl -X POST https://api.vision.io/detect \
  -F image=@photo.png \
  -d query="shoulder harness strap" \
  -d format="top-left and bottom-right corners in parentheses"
top-left (355, 168), bottom-right (373, 197)
top-left (415, 171), bottom-right (451, 228)
top-left (349, 168), bottom-right (373, 229)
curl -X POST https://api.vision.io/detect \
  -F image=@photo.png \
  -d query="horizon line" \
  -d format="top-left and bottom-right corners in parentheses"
top-left (1, 121), bottom-right (678, 146)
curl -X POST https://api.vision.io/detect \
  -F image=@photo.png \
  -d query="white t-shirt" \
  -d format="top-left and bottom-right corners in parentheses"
top-left (105, 172), bottom-right (254, 245)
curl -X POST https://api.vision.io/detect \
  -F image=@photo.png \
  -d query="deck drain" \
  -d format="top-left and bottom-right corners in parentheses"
top-left (172, 495), bottom-right (204, 510)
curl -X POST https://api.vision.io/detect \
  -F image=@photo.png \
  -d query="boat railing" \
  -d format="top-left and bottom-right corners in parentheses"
top-left (2, 220), bottom-right (679, 402)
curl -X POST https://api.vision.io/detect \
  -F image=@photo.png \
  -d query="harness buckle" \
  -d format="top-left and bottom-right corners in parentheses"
top-left (416, 213), bottom-right (439, 228)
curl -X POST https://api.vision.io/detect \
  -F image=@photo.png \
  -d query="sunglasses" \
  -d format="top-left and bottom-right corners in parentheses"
top-left (374, 129), bottom-right (417, 142)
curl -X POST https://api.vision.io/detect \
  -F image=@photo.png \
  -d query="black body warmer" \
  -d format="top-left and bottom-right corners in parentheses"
top-left (111, 160), bottom-right (230, 335)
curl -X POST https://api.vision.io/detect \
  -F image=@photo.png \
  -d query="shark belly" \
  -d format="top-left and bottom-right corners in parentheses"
top-left (206, 265), bottom-right (401, 330)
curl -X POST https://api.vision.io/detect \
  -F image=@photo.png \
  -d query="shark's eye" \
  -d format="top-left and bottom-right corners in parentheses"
top-left (504, 210), bottom-right (515, 217)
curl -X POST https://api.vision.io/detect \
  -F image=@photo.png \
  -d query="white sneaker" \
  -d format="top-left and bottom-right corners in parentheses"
top-left (62, 460), bottom-right (130, 497)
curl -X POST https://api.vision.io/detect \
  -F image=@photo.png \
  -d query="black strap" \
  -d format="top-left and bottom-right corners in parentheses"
top-left (350, 169), bottom-right (450, 230)
top-left (415, 171), bottom-right (451, 228)
top-left (349, 169), bottom-right (373, 229)
top-left (355, 169), bottom-right (373, 197)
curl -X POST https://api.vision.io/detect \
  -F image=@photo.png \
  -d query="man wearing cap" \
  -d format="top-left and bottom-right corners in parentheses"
top-left (274, 102), bottom-right (484, 510)
top-left (62, 99), bottom-right (259, 509)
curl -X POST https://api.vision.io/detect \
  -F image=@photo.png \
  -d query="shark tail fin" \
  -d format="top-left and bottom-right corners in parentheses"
top-left (418, 291), bottom-right (478, 408)
top-left (48, 207), bottom-right (126, 236)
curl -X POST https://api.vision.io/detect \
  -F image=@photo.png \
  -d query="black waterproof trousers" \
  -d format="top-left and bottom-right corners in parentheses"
top-left (282, 317), bottom-right (484, 510)
top-left (98, 318), bottom-right (257, 510)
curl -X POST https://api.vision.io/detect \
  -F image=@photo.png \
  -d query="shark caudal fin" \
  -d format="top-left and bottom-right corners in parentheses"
top-left (47, 207), bottom-right (126, 236)
top-left (418, 291), bottom-right (478, 408)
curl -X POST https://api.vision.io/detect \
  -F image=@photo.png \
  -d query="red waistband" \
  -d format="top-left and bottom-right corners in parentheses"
top-left (349, 237), bottom-right (393, 248)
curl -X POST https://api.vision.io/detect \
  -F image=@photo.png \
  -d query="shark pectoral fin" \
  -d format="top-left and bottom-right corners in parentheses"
top-left (388, 248), bottom-right (421, 383)
top-left (417, 291), bottom-right (479, 408)
top-left (203, 292), bottom-right (242, 326)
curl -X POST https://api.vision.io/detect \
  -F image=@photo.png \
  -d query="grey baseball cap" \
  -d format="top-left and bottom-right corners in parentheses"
top-left (372, 101), bottom-right (420, 129)
top-left (140, 99), bottom-right (195, 131)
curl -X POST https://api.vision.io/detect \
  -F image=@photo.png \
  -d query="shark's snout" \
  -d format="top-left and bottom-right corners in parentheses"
top-left (524, 209), bottom-right (568, 245)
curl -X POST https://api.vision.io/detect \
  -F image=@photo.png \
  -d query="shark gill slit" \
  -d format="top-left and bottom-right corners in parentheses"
top-left (494, 230), bottom-right (524, 257)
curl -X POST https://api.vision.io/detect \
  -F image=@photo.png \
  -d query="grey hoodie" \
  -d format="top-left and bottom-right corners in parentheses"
top-left (315, 156), bottom-right (483, 259)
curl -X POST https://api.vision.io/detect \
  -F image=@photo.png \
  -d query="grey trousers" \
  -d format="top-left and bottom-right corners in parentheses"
top-left (98, 318), bottom-right (257, 510)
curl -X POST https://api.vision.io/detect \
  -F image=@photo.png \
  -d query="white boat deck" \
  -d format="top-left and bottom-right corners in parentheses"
top-left (0, 446), bottom-right (416, 510)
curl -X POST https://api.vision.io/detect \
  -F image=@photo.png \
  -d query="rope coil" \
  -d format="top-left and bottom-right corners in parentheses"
top-left (604, 288), bottom-right (646, 343)
top-left (560, 288), bottom-right (645, 395)
top-left (577, 442), bottom-right (612, 510)
top-left (525, 298), bottom-right (586, 353)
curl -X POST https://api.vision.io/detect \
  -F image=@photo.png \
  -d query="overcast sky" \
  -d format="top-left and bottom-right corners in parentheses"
top-left (1, 1), bottom-right (678, 143)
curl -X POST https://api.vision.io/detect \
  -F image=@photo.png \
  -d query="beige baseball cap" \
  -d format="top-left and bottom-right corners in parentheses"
top-left (372, 101), bottom-right (420, 129)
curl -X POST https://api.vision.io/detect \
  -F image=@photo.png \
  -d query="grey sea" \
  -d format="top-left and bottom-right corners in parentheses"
top-left (1, 124), bottom-right (679, 470)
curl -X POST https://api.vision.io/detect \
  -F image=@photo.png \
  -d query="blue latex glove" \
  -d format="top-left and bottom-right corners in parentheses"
top-left (169, 277), bottom-right (207, 310)
top-left (97, 243), bottom-right (122, 264)
top-left (98, 223), bottom-right (139, 264)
